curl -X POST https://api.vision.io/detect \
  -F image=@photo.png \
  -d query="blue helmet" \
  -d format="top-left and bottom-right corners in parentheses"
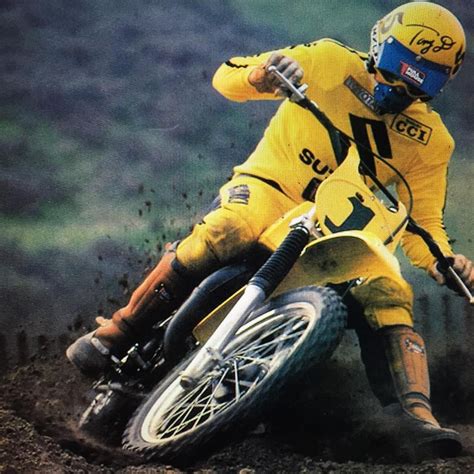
top-left (368, 2), bottom-right (466, 114)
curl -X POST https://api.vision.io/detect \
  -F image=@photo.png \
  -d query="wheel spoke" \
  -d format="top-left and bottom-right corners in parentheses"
top-left (233, 359), bottom-right (241, 401)
top-left (229, 316), bottom-right (307, 357)
top-left (158, 375), bottom-right (212, 422)
top-left (158, 379), bottom-right (212, 437)
top-left (230, 378), bottom-right (254, 388)
top-left (161, 392), bottom-right (214, 423)
top-left (191, 368), bottom-right (231, 430)
top-left (158, 368), bottom-right (230, 438)
top-left (242, 315), bottom-right (301, 342)
top-left (274, 322), bottom-right (306, 354)
top-left (139, 301), bottom-right (318, 443)
top-left (234, 355), bottom-right (269, 365)
top-left (166, 400), bottom-right (233, 435)
top-left (231, 330), bottom-right (305, 359)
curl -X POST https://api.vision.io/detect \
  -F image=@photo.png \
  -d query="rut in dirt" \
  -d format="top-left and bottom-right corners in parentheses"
top-left (2, 334), bottom-right (474, 472)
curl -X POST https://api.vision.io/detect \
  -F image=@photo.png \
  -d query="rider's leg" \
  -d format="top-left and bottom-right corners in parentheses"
top-left (351, 275), bottom-right (461, 455)
top-left (67, 176), bottom-right (297, 376)
top-left (345, 293), bottom-right (397, 406)
top-left (66, 242), bottom-right (203, 376)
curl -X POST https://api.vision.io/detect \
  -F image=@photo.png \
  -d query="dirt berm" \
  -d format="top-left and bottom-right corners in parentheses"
top-left (2, 338), bottom-right (474, 473)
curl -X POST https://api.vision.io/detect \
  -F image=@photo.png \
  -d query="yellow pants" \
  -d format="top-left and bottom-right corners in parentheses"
top-left (177, 175), bottom-right (296, 272)
top-left (176, 175), bottom-right (414, 330)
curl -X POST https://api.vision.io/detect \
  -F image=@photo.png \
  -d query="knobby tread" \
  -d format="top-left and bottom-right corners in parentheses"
top-left (122, 286), bottom-right (347, 462)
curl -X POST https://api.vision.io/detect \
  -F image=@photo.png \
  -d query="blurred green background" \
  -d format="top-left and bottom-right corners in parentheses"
top-left (0, 0), bottom-right (472, 356)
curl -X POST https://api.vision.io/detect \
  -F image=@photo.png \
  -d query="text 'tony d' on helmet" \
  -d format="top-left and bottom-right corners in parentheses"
top-left (369, 2), bottom-right (466, 99)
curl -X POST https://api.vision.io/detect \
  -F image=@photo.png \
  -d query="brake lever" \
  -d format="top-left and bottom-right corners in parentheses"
top-left (267, 65), bottom-right (309, 102)
top-left (448, 268), bottom-right (474, 303)
top-left (437, 258), bottom-right (474, 304)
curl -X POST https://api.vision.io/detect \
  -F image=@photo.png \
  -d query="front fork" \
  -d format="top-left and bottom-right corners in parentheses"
top-left (179, 209), bottom-right (316, 389)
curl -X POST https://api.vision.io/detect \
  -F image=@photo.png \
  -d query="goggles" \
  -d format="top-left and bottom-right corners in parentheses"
top-left (374, 68), bottom-right (431, 100)
top-left (375, 36), bottom-right (452, 99)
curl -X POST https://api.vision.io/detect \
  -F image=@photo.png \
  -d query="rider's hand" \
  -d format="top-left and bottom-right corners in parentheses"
top-left (248, 52), bottom-right (304, 97)
top-left (429, 254), bottom-right (474, 295)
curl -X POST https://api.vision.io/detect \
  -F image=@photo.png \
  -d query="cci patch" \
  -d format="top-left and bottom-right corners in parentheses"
top-left (390, 113), bottom-right (432, 145)
top-left (228, 184), bottom-right (250, 205)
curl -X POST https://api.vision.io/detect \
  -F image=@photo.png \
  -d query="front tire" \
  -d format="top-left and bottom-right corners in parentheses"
top-left (122, 286), bottom-right (347, 461)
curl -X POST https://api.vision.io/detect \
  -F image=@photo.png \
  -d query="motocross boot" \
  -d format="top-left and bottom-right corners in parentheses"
top-left (66, 243), bottom-right (197, 377)
top-left (380, 325), bottom-right (462, 459)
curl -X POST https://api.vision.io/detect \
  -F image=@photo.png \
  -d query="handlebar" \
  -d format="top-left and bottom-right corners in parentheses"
top-left (268, 66), bottom-right (474, 305)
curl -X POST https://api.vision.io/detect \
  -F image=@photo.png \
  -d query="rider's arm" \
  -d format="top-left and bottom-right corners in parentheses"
top-left (398, 131), bottom-right (474, 293)
top-left (396, 135), bottom-right (454, 271)
top-left (212, 42), bottom-right (317, 102)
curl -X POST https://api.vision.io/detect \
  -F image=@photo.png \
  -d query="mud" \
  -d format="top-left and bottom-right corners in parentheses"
top-left (2, 338), bottom-right (474, 473)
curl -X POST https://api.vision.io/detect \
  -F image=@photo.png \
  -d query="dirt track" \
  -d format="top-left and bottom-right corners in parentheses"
top-left (2, 349), bottom-right (474, 473)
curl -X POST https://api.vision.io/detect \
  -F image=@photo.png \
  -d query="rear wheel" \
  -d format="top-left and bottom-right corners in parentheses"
top-left (122, 286), bottom-right (347, 461)
top-left (79, 388), bottom-right (137, 441)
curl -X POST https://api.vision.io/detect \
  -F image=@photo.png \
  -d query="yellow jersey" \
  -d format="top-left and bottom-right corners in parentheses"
top-left (212, 39), bottom-right (454, 271)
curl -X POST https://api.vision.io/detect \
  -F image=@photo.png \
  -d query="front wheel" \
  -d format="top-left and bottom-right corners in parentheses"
top-left (122, 286), bottom-right (347, 461)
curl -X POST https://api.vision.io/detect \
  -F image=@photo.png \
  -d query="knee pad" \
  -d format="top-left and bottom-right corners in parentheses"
top-left (176, 207), bottom-right (256, 275)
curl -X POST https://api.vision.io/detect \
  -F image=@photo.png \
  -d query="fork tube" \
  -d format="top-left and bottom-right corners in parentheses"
top-left (180, 224), bottom-right (312, 389)
top-left (180, 284), bottom-right (265, 389)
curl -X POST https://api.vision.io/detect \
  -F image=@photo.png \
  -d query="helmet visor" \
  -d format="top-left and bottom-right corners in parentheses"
top-left (376, 36), bottom-right (451, 98)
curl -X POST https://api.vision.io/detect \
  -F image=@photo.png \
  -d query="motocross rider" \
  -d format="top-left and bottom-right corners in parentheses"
top-left (68, 2), bottom-right (473, 455)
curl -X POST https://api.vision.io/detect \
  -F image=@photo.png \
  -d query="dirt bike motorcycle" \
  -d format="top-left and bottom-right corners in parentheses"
top-left (78, 70), bottom-right (473, 462)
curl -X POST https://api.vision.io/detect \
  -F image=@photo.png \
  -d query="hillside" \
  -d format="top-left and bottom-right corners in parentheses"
top-left (1, 0), bottom-right (473, 337)
top-left (1, 0), bottom-right (281, 337)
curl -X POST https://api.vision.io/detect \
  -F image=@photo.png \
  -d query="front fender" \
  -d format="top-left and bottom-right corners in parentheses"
top-left (273, 230), bottom-right (402, 295)
top-left (193, 230), bottom-right (401, 344)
